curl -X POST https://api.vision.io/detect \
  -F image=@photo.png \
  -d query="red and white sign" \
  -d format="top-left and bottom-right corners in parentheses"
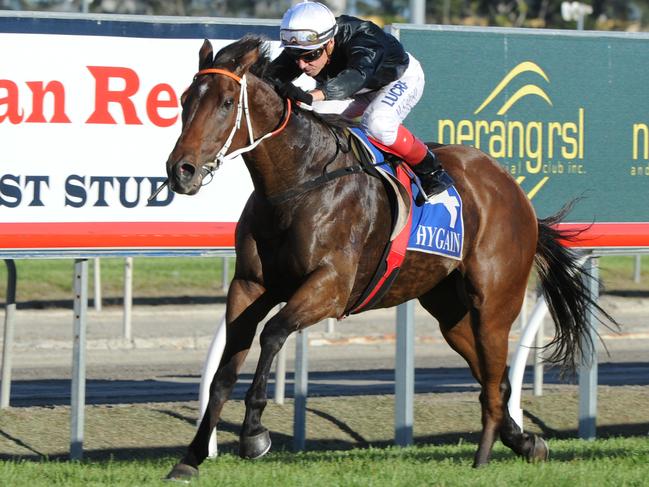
top-left (1, 33), bottom-right (284, 249)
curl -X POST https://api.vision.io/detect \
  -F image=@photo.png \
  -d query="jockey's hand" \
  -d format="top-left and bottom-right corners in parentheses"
top-left (278, 82), bottom-right (313, 106)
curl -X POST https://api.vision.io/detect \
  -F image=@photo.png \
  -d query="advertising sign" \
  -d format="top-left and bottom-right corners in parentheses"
top-left (0, 14), bottom-right (278, 250)
top-left (2, 15), bottom-right (648, 251)
top-left (396, 25), bottom-right (649, 226)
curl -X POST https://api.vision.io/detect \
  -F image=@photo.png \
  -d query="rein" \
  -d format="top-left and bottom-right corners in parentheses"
top-left (267, 165), bottom-right (365, 205)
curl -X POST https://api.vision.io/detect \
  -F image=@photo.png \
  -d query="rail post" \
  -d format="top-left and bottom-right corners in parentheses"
top-left (578, 256), bottom-right (599, 439)
top-left (1, 259), bottom-right (17, 409)
top-left (395, 300), bottom-right (415, 446)
top-left (70, 259), bottom-right (88, 460)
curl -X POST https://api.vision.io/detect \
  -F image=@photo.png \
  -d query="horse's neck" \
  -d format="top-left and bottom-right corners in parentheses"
top-left (245, 83), bottom-right (343, 201)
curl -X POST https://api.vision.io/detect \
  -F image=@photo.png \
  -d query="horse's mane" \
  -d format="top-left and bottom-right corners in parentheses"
top-left (213, 36), bottom-right (354, 135)
top-left (213, 35), bottom-right (272, 80)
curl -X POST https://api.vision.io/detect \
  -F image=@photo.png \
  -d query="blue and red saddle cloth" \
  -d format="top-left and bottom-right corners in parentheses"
top-left (345, 128), bottom-right (464, 315)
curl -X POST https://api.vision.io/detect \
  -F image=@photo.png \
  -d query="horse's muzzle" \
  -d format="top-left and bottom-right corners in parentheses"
top-left (170, 161), bottom-right (202, 195)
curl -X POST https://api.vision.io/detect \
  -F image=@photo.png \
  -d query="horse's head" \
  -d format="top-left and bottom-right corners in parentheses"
top-left (165, 37), bottom-right (273, 195)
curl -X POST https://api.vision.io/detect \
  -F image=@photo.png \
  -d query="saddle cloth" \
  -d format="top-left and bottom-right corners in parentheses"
top-left (344, 128), bottom-right (464, 316)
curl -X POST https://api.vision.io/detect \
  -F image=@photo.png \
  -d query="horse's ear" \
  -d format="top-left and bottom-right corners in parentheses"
top-left (233, 46), bottom-right (260, 77)
top-left (199, 39), bottom-right (213, 70)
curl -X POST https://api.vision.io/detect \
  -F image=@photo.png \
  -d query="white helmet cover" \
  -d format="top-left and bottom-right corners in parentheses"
top-left (280, 1), bottom-right (338, 50)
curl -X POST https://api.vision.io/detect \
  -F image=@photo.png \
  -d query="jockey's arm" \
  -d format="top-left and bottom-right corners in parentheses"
top-left (319, 39), bottom-right (383, 100)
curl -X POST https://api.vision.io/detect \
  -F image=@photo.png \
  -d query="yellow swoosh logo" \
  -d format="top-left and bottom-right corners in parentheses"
top-left (474, 61), bottom-right (551, 115)
top-left (497, 86), bottom-right (553, 115)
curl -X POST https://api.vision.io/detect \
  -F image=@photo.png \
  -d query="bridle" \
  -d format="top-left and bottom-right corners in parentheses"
top-left (149, 67), bottom-right (291, 202)
top-left (194, 68), bottom-right (292, 173)
top-left (151, 65), bottom-right (364, 207)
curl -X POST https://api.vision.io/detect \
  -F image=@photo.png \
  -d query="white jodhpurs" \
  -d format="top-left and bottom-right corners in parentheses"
top-left (341, 53), bottom-right (425, 146)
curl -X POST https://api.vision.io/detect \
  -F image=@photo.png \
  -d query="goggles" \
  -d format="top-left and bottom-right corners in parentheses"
top-left (279, 26), bottom-right (336, 48)
top-left (285, 47), bottom-right (325, 63)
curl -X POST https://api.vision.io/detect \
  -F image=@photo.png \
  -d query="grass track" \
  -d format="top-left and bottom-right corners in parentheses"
top-left (0, 438), bottom-right (648, 486)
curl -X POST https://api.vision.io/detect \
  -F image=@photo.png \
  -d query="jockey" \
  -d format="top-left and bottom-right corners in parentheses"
top-left (268, 0), bottom-right (452, 199)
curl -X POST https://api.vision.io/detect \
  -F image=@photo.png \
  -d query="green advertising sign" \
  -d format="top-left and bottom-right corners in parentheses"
top-left (393, 25), bottom-right (649, 222)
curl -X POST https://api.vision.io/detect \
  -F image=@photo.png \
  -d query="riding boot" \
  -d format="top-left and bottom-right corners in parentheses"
top-left (382, 125), bottom-right (454, 202)
top-left (411, 149), bottom-right (454, 200)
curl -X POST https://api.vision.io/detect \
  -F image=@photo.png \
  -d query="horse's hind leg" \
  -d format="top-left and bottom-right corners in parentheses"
top-left (419, 271), bottom-right (547, 467)
top-left (168, 279), bottom-right (276, 479)
top-left (466, 276), bottom-right (549, 466)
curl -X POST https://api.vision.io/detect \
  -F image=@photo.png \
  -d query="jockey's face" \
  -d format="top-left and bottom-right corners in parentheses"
top-left (292, 40), bottom-right (333, 77)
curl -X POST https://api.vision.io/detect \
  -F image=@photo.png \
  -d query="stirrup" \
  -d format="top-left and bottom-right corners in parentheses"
top-left (415, 170), bottom-right (454, 204)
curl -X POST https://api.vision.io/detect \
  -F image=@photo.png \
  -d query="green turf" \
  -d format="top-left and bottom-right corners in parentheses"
top-left (0, 438), bottom-right (647, 486)
top-left (0, 257), bottom-right (235, 303)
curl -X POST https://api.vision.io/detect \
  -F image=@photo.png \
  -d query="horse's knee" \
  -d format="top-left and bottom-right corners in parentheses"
top-left (215, 362), bottom-right (238, 387)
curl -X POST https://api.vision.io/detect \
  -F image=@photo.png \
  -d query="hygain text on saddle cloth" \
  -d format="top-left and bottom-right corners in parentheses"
top-left (407, 187), bottom-right (464, 260)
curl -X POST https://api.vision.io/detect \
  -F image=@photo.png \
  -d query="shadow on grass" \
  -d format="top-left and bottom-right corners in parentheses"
top-left (0, 429), bottom-right (45, 458)
top-left (2, 418), bottom-right (647, 465)
top-left (524, 410), bottom-right (649, 441)
top-left (153, 408), bottom-right (196, 427)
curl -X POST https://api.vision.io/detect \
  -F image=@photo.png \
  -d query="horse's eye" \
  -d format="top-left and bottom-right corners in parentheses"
top-left (223, 98), bottom-right (234, 110)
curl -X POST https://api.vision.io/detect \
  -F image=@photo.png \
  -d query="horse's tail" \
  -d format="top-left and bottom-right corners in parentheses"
top-left (534, 202), bottom-right (618, 374)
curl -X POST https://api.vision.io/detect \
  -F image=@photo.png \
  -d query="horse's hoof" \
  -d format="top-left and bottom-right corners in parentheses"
top-left (239, 430), bottom-right (272, 459)
top-left (528, 435), bottom-right (549, 462)
top-left (165, 463), bottom-right (199, 482)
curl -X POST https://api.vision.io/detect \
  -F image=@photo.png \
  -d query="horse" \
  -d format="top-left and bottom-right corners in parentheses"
top-left (162, 36), bottom-right (614, 480)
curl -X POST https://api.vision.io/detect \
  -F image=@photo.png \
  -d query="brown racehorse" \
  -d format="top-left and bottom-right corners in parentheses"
top-left (163, 36), bottom-right (613, 480)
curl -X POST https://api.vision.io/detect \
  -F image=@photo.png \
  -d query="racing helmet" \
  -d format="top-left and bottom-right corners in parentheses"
top-left (280, 1), bottom-right (338, 51)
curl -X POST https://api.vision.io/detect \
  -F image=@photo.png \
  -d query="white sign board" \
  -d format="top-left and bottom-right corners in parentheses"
top-left (1, 33), bottom-right (258, 224)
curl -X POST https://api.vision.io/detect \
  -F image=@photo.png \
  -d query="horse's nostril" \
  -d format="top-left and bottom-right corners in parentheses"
top-left (175, 162), bottom-right (196, 183)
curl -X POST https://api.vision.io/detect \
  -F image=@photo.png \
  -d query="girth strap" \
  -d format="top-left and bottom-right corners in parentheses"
top-left (266, 165), bottom-right (364, 205)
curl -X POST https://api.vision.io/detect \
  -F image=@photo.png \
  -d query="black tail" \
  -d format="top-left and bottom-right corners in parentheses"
top-left (534, 203), bottom-right (619, 374)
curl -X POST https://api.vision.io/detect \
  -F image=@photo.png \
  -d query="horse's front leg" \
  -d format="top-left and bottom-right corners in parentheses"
top-left (239, 267), bottom-right (348, 459)
top-left (167, 279), bottom-right (276, 480)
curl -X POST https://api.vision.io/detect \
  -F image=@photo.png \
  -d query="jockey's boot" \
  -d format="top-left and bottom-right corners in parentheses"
top-left (384, 125), bottom-right (453, 201)
top-left (411, 149), bottom-right (454, 201)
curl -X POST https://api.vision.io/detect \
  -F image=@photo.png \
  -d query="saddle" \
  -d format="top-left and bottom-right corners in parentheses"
top-left (343, 128), bottom-right (414, 316)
